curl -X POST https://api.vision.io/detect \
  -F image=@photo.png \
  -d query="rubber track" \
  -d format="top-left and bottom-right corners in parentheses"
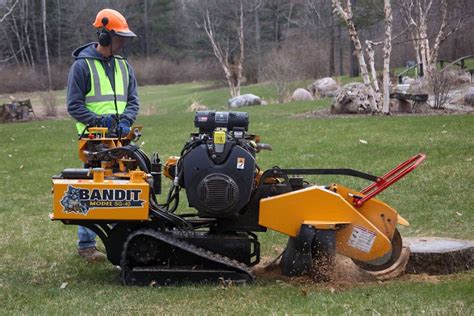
top-left (120, 228), bottom-right (255, 285)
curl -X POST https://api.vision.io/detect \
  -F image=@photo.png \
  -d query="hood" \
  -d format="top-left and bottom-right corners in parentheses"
top-left (72, 42), bottom-right (106, 60)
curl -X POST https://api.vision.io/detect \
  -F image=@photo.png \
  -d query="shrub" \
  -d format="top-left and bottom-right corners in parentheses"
top-left (39, 90), bottom-right (57, 117)
top-left (429, 70), bottom-right (455, 109)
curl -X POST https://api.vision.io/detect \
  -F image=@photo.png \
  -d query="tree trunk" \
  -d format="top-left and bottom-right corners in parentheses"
top-left (332, 0), bottom-right (377, 112)
top-left (56, 0), bottom-right (61, 67)
top-left (41, 0), bottom-right (52, 90)
top-left (429, 0), bottom-right (448, 75)
top-left (338, 23), bottom-right (344, 76)
top-left (365, 41), bottom-right (380, 93)
top-left (203, 3), bottom-right (244, 98)
top-left (30, 0), bottom-right (41, 63)
top-left (254, 2), bottom-right (261, 81)
top-left (329, 13), bottom-right (335, 76)
top-left (144, 0), bottom-right (149, 58)
top-left (381, 0), bottom-right (393, 114)
top-left (350, 39), bottom-right (359, 77)
top-left (349, 0), bottom-right (359, 77)
top-left (404, 237), bottom-right (474, 275)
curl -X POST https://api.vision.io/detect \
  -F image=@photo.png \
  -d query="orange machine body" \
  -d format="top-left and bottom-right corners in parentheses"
top-left (259, 184), bottom-right (408, 265)
top-left (52, 167), bottom-right (149, 221)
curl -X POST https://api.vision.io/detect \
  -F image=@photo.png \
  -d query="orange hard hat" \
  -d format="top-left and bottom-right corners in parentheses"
top-left (93, 9), bottom-right (136, 37)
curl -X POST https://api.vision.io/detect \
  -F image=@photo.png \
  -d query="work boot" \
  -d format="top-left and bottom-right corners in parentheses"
top-left (77, 247), bottom-right (107, 263)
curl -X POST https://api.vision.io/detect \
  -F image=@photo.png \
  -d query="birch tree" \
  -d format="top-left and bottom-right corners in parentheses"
top-left (331, 0), bottom-right (378, 112)
top-left (381, 0), bottom-right (393, 114)
top-left (333, 0), bottom-right (394, 113)
top-left (399, 0), bottom-right (463, 80)
top-left (203, 0), bottom-right (245, 98)
top-left (41, 0), bottom-right (52, 90)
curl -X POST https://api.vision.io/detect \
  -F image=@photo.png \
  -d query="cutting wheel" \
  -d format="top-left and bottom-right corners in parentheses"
top-left (352, 229), bottom-right (405, 272)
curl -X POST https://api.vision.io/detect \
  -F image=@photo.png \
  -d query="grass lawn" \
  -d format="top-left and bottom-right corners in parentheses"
top-left (0, 81), bottom-right (473, 314)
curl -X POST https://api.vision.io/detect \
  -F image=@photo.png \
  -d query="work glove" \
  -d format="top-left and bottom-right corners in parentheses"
top-left (93, 115), bottom-right (116, 130)
top-left (117, 119), bottom-right (131, 137)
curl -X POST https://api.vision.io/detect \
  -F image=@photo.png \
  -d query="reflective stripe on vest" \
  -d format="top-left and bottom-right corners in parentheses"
top-left (75, 58), bottom-right (129, 134)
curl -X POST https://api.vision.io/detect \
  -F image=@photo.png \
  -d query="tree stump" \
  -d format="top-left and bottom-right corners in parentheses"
top-left (404, 237), bottom-right (474, 275)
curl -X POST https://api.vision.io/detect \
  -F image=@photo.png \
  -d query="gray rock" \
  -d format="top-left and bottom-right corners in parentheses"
top-left (228, 94), bottom-right (262, 108)
top-left (401, 76), bottom-right (416, 85)
top-left (307, 77), bottom-right (339, 98)
top-left (331, 83), bottom-right (372, 114)
top-left (291, 88), bottom-right (313, 102)
top-left (389, 98), bottom-right (412, 113)
top-left (464, 87), bottom-right (474, 106)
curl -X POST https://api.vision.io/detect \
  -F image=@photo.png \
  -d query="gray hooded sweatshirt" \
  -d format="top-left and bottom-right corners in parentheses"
top-left (66, 42), bottom-right (139, 127)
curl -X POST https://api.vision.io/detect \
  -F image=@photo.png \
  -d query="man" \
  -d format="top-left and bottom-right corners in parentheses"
top-left (67, 9), bottom-right (139, 262)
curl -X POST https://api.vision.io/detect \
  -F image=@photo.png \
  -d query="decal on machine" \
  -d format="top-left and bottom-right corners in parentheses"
top-left (237, 157), bottom-right (245, 170)
top-left (347, 225), bottom-right (377, 253)
top-left (60, 185), bottom-right (145, 215)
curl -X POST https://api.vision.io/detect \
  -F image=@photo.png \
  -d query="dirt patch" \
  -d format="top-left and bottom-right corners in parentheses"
top-left (253, 254), bottom-right (470, 292)
top-left (254, 254), bottom-right (379, 291)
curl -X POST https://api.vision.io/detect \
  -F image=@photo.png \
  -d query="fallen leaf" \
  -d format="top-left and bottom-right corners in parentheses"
top-left (456, 212), bottom-right (462, 216)
top-left (60, 282), bottom-right (68, 289)
top-left (359, 139), bottom-right (368, 144)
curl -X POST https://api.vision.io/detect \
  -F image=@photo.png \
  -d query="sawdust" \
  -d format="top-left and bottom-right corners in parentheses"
top-left (254, 252), bottom-right (468, 293)
top-left (254, 255), bottom-right (379, 291)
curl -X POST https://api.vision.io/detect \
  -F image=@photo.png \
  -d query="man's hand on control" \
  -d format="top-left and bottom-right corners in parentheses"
top-left (94, 115), bottom-right (117, 130)
top-left (117, 120), bottom-right (131, 137)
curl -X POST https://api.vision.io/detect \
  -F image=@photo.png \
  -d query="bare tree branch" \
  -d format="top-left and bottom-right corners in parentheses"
top-left (0, 0), bottom-right (19, 23)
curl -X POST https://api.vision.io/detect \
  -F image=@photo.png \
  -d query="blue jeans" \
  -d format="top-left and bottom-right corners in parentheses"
top-left (78, 226), bottom-right (97, 250)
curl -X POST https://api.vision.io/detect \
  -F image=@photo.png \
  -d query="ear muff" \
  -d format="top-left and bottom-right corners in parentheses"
top-left (98, 16), bottom-right (111, 46)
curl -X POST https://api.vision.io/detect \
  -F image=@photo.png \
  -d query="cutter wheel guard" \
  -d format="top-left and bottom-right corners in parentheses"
top-left (50, 111), bottom-right (425, 285)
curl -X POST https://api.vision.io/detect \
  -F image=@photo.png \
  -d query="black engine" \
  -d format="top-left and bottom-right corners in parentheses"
top-left (181, 111), bottom-right (256, 219)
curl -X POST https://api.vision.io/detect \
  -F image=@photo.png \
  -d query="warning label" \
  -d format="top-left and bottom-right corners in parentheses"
top-left (348, 225), bottom-right (377, 253)
top-left (237, 157), bottom-right (245, 170)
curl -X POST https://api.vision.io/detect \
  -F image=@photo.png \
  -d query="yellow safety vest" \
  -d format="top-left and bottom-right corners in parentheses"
top-left (76, 58), bottom-right (129, 134)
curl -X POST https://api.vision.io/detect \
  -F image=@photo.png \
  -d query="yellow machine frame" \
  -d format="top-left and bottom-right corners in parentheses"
top-left (259, 183), bottom-right (409, 264)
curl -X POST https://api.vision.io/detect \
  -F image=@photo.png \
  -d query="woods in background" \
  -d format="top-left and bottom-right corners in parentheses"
top-left (0, 0), bottom-right (473, 94)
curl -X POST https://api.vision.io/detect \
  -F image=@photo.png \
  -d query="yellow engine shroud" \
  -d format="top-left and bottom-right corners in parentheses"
top-left (259, 184), bottom-right (408, 265)
top-left (52, 178), bottom-right (149, 221)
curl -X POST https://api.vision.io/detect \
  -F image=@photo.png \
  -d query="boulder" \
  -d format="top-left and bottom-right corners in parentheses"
top-left (464, 87), bottom-right (474, 106)
top-left (389, 98), bottom-right (412, 113)
top-left (401, 76), bottom-right (416, 85)
top-left (307, 77), bottom-right (339, 98)
top-left (186, 101), bottom-right (208, 112)
top-left (455, 74), bottom-right (471, 85)
top-left (443, 70), bottom-right (471, 86)
top-left (291, 88), bottom-right (313, 102)
top-left (331, 83), bottom-right (372, 114)
top-left (228, 94), bottom-right (262, 108)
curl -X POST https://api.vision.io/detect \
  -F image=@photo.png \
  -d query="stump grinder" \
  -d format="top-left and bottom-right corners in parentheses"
top-left (50, 111), bottom-right (425, 285)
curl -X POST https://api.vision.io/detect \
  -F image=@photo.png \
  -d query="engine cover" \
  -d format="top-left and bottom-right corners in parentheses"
top-left (182, 144), bottom-right (255, 218)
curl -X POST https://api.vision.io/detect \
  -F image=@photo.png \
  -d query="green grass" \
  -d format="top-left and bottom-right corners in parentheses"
top-left (0, 81), bottom-right (473, 314)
